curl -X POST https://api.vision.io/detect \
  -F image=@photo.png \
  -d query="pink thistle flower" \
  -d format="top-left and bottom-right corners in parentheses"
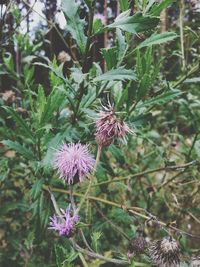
top-left (49, 207), bottom-right (79, 237)
top-left (54, 143), bottom-right (95, 184)
top-left (95, 106), bottom-right (132, 147)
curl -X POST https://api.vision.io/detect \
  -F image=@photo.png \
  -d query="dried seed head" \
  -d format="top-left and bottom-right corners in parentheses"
top-left (190, 251), bottom-right (200, 267)
top-left (149, 236), bottom-right (180, 267)
top-left (95, 106), bottom-right (132, 147)
top-left (127, 236), bottom-right (147, 260)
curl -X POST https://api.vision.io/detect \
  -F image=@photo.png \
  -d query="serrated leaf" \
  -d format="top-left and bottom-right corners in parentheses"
top-left (119, 0), bottom-right (129, 11)
top-left (94, 67), bottom-right (137, 82)
top-left (3, 106), bottom-right (35, 142)
top-left (34, 61), bottom-right (75, 93)
top-left (102, 47), bottom-right (118, 70)
top-left (136, 89), bottom-right (182, 108)
top-left (137, 32), bottom-right (177, 49)
top-left (36, 85), bottom-right (46, 124)
top-left (39, 88), bottom-right (65, 126)
top-left (62, 0), bottom-right (87, 54)
top-left (148, 0), bottom-right (174, 16)
top-left (2, 140), bottom-right (35, 160)
top-left (31, 179), bottom-right (44, 200)
top-left (91, 232), bottom-right (102, 252)
top-left (116, 29), bottom-right (126, 61)
top-left (107, 11), bottom-right (159, 34)
top-left (137, 73), bottom-right (151, 100)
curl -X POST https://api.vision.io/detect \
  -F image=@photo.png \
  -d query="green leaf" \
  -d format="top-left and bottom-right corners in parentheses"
top-left (107, 11), bottom-right (159, 34)
top-left (102, 47), bottom-right (118, 70)
top-left (148, 0), bottom-right (174, 16)
top-left (119, 0), bottom-right (129, 11)
top-left (2, 140), bottom-right (35, 160)
top-left (144, 0), bottom-right (157, 14)
top-left (136, 89), bottom-right (182, 108)
top-left (91, 232), bottom-right (102, 252)
top-left (137, 32), bottom-right (177, 49)
top-left (34, 61), bottom-right (75, 93)
top-left (62, 0), bottom-right (87, 54)
top-left (137, 73), bottom-right (151, 100)
top-left (116, 29), bottom-right (126, 61)
top-left (36, 85), bottom-right (46, 124)
top-left (184, 77), bottom-right (200, 83)
top-left (3, 106), bottom-right (35, 142)
top-left (31, 179), bottom-right (44, 200)
top-left (39, 88), bottom-right (65, 126)
top-left (94, 67), bottom-right (137, 82)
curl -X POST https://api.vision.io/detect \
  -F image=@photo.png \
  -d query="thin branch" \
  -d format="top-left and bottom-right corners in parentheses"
top-left (70, 238), bottom-right (128, 265)
top-left (44, 184), bottom-right (200, 239)
top-left (92, 160), bottom-right (198, 187)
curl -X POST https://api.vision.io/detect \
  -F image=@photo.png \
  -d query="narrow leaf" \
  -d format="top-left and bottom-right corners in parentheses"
top-left (3, 106), bottom-right (35, 142)
top-left (107, 11), bottom-right (159, 34)
top-left (94, 67), bottom-right (137, 82)
top-left (136, 89), bottom-right (182, 108)
top-left (137, 32), bottom-right (177, 49)
top-left (2, 140), bottom-right (35, 160)
top-left (149, 0), bottom-right (174, 16)
top-left (62, 0), bottom-right (87, 54)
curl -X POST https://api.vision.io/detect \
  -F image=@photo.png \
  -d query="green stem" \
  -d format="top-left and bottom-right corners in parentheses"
top-left (76, 146), bottom-right (102, 213)
top-left (180, 0), bottom-right (185, 71)
top-left (45, 186), bottom-right (200, 239)
top-left (187, 132), bottom-right (199, 161)
top-left (48, 187), bottom-right (62, 217)
top-left (91, 160), bottom-right (198, 187)
top-left (172, 63), bottom-right (199, 88)
top-left (74, 1), bottom-right (96, 120)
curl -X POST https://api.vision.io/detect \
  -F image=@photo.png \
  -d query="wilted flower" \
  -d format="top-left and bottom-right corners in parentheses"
top-left (127, 236), bottom-right (147, 260)
top-left (54, 143), bottom-right (95, 184)
top-left (94, 13), bottom-right (106, 25)
top-left (190, 251), bottom-right (200, 267)
top-left (57, 51), bottom-right (71, 63)
top-left (95, 106), bottom-right (132, 147)
top-left (1, 90), bottom-right (15, 104)
top-left (149, 236), bottom-right (180, 267)
top-left (49, 207), bottom-right (79, 237)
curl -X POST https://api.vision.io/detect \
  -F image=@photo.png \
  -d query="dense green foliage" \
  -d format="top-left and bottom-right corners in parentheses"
top-left (0, 0), bottom-right (200, 266)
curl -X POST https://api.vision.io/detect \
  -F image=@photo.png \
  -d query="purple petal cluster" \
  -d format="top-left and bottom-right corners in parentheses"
top-left (49, 207), bottom-right (79, 237)
top-left (54, 143), bottom-right (95, 184)
top-left (95, 108), bottom-right (132, 147)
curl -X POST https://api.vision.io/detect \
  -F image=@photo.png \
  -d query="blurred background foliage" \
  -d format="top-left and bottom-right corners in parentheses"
top-left (0, 0), bottom-right (200, 266)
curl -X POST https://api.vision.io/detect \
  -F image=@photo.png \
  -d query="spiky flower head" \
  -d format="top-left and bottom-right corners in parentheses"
top-left (190, 251), bottom-right (200, 267)
top-left (127, 236), bottom-right (148, 260)
top-left (95, 105), bottom-right (132, 147)
top-left (149, 236), bottom-right (180, 267)
top-left (54, 143), bottom-right (95, 184)
top-left (49, 207), bottom-right (79, 237)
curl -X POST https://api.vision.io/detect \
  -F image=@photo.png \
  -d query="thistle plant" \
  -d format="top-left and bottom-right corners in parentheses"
top-left (1, 0), bottom-right (200, 267)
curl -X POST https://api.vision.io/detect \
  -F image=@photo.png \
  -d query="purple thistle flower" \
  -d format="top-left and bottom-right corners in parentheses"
top-left (95, 106), bottom-right (132, 147)
top-left (49, 207), bottom-right (79, 237)
top-left (54, 143), bottom-right (95, 185)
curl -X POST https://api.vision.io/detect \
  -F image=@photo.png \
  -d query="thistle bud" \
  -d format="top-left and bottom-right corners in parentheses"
top-left (95, 106), bottom-right (132, 147)
top-left (190, 251), bottom-right (200, 267)
top-left (127, 236), bottom-right (147, 260)
top-left (149, 236), bottom-right (180, 267)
